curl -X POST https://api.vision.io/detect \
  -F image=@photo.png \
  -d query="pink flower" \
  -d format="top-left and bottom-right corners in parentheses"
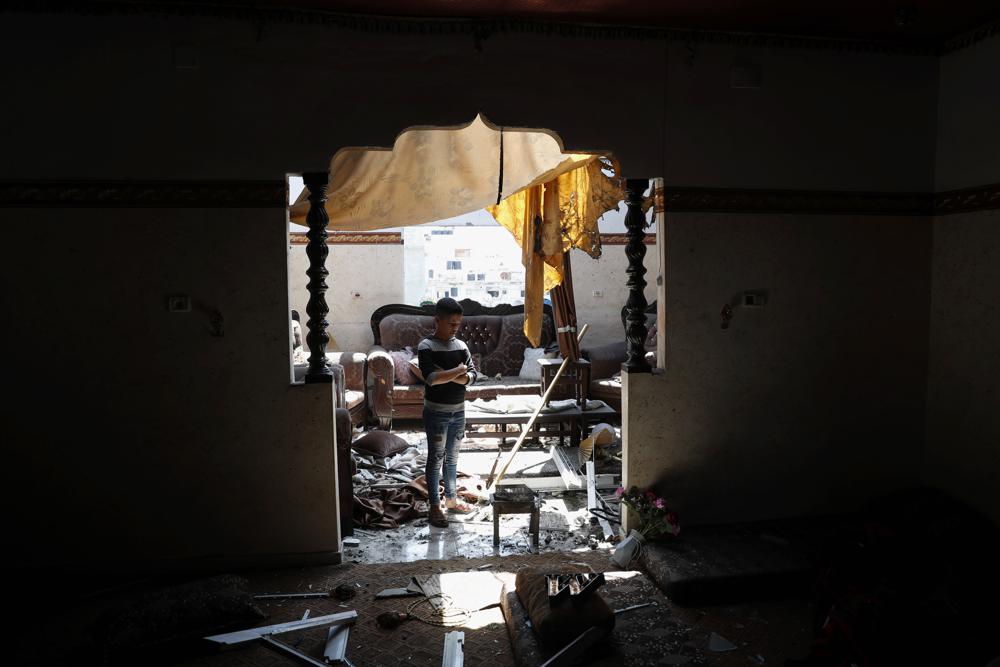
top-left (655, 498), bottom-right (666, 509)
top-left (614, 486), bottom-right (625, 498)
top-left (644, 491), bottom-right (657, 502)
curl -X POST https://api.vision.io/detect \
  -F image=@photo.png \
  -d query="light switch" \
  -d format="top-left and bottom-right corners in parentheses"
top-left (167, 295), bottom-right (191, 312)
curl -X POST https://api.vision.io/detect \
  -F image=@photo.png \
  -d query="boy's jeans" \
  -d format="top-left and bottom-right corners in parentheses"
top-left (423, 407), bottom-right (465, 507)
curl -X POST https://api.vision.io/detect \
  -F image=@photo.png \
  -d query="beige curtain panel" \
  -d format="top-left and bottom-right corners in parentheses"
top-left (289, 114), bottom-right (602, 231)
top-left (289, 115), bottom-right (629, 344)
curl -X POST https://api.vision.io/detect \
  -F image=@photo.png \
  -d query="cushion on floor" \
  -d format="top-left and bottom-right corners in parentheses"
top-left (352, 430), bottom-right (410, 458)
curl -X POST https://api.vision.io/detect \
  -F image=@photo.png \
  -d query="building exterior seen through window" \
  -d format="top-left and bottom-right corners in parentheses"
top-left (402, 213), bottom-right (527, 307)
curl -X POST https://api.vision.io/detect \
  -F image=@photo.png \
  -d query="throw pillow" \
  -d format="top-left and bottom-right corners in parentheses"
top-left (352, 430), bottom-right (410, 458)
top-left (519, 347), bottom-right (556, 381)
top-left (389, 349), bottom-right (417, 385)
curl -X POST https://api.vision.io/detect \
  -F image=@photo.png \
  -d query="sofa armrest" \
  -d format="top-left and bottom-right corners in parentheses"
top-left (581, 341), bottom-right (627, 380)
top-left (367, 345), bottom-right (395, 430)
top-left (327, 351), bottom-right (367, 392)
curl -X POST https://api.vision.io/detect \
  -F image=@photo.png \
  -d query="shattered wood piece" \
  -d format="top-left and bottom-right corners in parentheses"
top-left (586, 461), bottom-right (613, 540)
top-left (323, 624), bottom-right (350, 663)
top-left (260, 635), bottom-right (329, 667)
top-left (549, 445), bottom-right (583, 488)
top-left (441, 630), bottom-right (465, 667)
top-left (204, 610), bottom-right (358, 645)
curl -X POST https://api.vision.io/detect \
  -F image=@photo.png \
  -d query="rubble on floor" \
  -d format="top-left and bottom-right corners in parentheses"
top-left (345, 426), bottom-right (625, 562)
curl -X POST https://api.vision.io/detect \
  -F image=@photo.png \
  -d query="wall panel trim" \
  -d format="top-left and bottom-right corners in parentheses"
top-left (3, 180), bottom-right (998, 216)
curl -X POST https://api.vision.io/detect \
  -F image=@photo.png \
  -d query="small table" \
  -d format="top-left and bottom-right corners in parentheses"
top-left (465, 407), bottom-right (581, 446)
top-left (465, 403), bottom-right (618, 447)
top-left (491, 484), bottom-right (541, 550)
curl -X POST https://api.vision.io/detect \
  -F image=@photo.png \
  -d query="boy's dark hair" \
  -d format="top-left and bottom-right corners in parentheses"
top-left (435, 298), bottom-right (464, 317)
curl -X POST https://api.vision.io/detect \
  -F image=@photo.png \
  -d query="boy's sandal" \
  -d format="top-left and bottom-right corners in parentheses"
top-left (445, 500), bottom-right (475, 514)
top-left (428, 506), bottom-right (448, 527)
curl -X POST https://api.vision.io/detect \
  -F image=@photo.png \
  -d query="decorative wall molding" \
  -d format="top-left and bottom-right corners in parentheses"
top-left (940, 17), bottom-right (1000, 54)
top-left (934, 182), bottom-right (1000, 215)
top-left (661, 187), bottom-right (934, 216)
top-left (9, 1), bottom-right (983, 56)
top-left (290, 232), bottom-right (403, 245)
top-left (0, 180), bottom-right (285, 208)
top-left (600, 233), bottom-right (655, 245)
top-left (4, 180), bottom-right (999, 216)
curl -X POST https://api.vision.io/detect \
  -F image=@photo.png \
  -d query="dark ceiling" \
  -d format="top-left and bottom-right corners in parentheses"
top-left (161, 0), bottom-right (1000, 44)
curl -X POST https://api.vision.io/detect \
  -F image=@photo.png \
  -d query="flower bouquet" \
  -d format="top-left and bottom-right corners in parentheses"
top-left (611, 486), bottom-right (679, 567)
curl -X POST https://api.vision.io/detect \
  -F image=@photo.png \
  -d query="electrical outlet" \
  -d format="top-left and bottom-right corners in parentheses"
top-left (167, 295), bottom-right (191, 312)
top-left (743, 292), bottom-right (766, 308)
top-left (592, 290), bottom-right (603, 298)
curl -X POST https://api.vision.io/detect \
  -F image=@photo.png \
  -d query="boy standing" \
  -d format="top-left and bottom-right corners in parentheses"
top-left (418, 298), bottom-right (479, 528)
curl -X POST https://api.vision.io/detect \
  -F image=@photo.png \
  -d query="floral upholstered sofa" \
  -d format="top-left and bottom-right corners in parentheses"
top-left (366, 300), bottom-right (556, 428)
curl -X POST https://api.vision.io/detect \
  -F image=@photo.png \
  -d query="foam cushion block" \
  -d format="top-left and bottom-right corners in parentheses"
top-left (515, 569), bottom-right (614, 650)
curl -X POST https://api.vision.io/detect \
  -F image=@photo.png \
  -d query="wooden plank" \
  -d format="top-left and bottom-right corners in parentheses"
top-left (205, 610), bottom-right (358, 645)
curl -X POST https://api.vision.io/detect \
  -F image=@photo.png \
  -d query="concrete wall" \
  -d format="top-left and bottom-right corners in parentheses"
top-left (665, 43), bottom-right (938, 191)
top-left (923, 33), bottom-right (1000, 526)
top-left (572, 246), bottom-right (659, 348)
top-left (0, 9), bottom-right (953, 566)
top-left (935, 35), bottom-right (1000, 191)
top-left (925, 211), bottom-right (1000, 526)
top-left (2, 208), bottom-right (340, 569)
top-left (288, 242), bottom-right (405, 352)
top-left (625, 213), bottom-right (932, 523)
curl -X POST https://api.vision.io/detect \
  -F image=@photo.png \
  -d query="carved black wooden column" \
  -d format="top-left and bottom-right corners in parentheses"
top-left (303, 171), bottom-right (333, 384)
top-left (623, 178), bottom-right (652, 373)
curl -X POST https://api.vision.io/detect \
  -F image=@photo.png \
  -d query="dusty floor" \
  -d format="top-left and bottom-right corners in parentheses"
top-left (348, 425), bottom-right (623, 564)
top-left (15, 425), bottom-right (816, 667)
top-left (335, 427), bottom-right (816, 666)
top-left (35, 552), bottom-right (809, 667)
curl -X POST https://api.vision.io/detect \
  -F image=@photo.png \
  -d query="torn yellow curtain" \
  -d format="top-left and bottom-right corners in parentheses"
top-left (487, 158), bottom-right (625, 345)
